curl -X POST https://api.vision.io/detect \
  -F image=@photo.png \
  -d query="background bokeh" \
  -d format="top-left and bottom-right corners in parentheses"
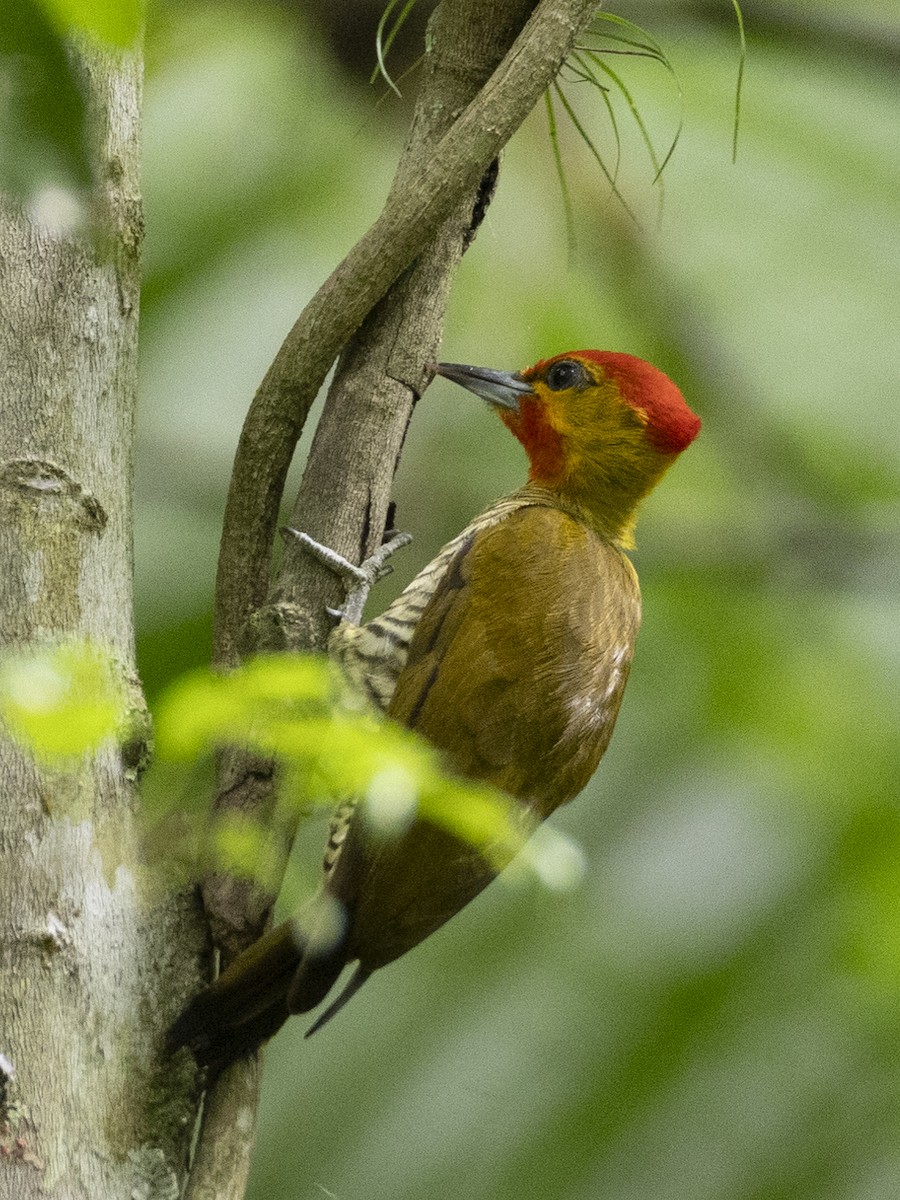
top-left (138, 3), bottom-right (899, 1198)
top-left (23, 0), bottom-right (900, 1195)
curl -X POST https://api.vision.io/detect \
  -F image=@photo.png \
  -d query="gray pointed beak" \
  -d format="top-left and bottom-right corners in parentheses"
top-left (436, 362), bottom-right (534, 411)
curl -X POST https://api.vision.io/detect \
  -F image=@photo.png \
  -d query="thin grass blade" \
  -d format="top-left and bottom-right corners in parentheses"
top-left (732, 0), bottom-right (747, 163)
top-left (373, 0), bottom-right (420, 97)
top-left (545, 88), bottom-right (578, 260)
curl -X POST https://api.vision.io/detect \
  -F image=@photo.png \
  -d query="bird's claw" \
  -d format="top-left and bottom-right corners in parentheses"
top-left (281, 527), bottom-right (412, 626)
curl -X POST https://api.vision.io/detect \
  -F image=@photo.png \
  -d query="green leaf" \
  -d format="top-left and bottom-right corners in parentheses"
top-left (153, 654), bottom-right (334, 761)
top-left (0, 642), bottom-right (127, 758)
top-left (153, 668), bottom-right (243, 761)
top-left (0, 0), bottom-right (91, 193)
top-left (237, 653), bottom-right (334, 707)
top-left (35, 0), bottom-right (143, 46)
top-left (260, 712), bottom-right (436, 799)
top-left (151, 650), bottom-right (578, 892)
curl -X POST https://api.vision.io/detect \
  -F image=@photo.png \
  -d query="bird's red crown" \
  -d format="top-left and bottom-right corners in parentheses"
top-left (530, 350), bottom-right (701, 455)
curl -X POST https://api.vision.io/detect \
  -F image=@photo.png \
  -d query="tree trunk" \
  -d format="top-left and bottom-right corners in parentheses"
top-left (0, 41), bottom-right (204, 1200)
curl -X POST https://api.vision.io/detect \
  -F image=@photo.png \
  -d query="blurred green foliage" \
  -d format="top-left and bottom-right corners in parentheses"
top-left (0, 0), bottom-right (90, 193)
top-left (152, 652), bottom-right (552, 883)
top-left (0, 642), bottom-right (128, 759)
top-left (4, 0), bottom-right (900, 1195)
top-left (38, 0), bottom-right (143, 46)
top-left (0, 634), bottom-right (562, 904)
top-left (0, 0), bottom-right (141, 195)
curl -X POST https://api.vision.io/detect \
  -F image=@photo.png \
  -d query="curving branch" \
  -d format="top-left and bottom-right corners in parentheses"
top-left (213, 0), bottom-right (600, 670)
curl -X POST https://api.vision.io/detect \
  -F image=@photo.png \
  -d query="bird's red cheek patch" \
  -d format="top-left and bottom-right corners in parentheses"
top-left (503, 398), bottom-right (566, 483)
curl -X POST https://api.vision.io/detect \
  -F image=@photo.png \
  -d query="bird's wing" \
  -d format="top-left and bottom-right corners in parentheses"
top-left (330, 504), bottom-right (641, 970)
top-left (394, 504), bottom-right (639, 791)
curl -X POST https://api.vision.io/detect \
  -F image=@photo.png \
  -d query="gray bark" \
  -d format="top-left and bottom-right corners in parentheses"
top-left (0, 42), bottom-right (205, 1200)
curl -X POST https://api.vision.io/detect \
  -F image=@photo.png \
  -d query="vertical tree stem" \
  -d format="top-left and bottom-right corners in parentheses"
top-left (0, 42), bottom-right (206, 1200)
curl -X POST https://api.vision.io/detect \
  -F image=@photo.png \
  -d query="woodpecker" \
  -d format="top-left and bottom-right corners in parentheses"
top-left (170, 349), bottom-right (701, 1071)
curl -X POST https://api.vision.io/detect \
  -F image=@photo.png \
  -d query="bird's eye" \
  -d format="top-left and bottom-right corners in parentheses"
top-left (545, 360), bottom-right (586, 391)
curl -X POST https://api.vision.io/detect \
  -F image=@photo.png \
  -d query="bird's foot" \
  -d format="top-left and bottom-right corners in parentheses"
top-left (281, 528), bottom-right (412, 625)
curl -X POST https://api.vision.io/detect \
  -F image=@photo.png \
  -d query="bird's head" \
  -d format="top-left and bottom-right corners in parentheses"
top-left (436, 350), bottom-right (700, 546)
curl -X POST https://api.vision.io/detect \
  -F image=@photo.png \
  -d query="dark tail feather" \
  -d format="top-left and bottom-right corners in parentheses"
top-left (168, 920), bottom-right (305, 1075)
top-left (168, 905), bottom-right (368, 1071)
top-left (285, 935), bottom-right (350, 1015)
top-left (303, 964), bottom-right (372, 1038)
